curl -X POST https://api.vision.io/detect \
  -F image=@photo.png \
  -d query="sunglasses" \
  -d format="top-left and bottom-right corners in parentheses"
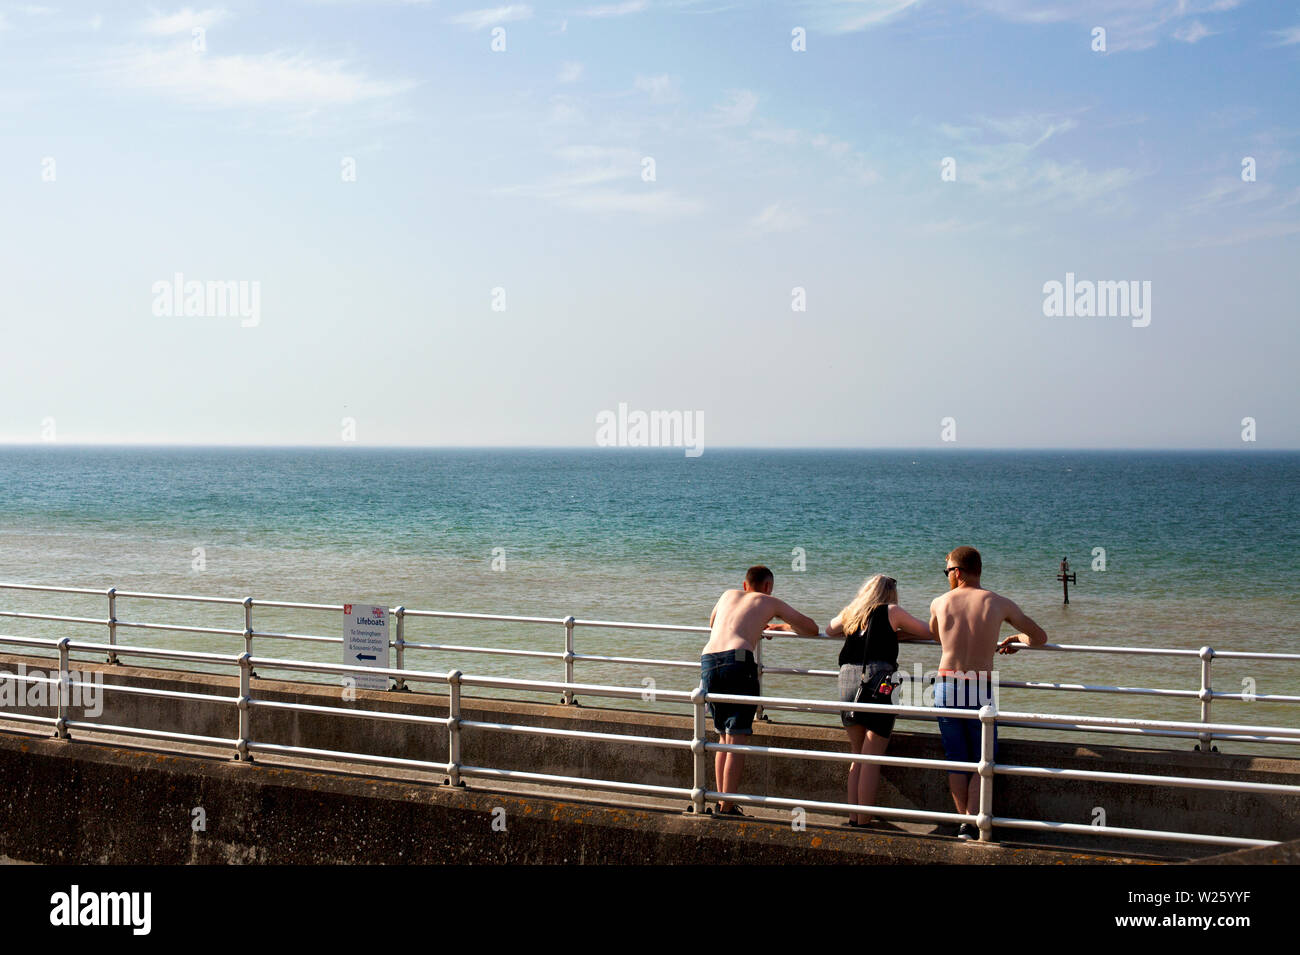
top-left (944, 566), bottom-right (961, 577)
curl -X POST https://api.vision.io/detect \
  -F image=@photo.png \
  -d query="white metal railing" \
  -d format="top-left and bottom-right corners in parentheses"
top-left (1, 582), bottom-right (1298, 751)
top-left (0, 629), bottom-right (1298, 852)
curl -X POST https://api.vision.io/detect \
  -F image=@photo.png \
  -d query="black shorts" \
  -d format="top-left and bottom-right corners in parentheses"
top-left (838, 663), bottom-right (896, 737)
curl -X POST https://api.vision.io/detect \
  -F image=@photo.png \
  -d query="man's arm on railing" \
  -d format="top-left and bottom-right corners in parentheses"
top-left (768, 598), bottom-right (817, 636)
top-left (997, 600), bottom-right (1048, 654)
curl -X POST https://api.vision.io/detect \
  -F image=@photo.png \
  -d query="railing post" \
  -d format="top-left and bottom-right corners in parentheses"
top-left (243, 597), bottom-right (257, 679)
top-left (1197, 646), bottom-right (1216, 752)
top-left (234, 652), bottom-right (253, 762)
top-left (561, 616), bottom-right (576, 705)
top-left (447, 669), bottom-right (463, 787)
top-left (54, 637), bottom-right (71, 740)
top-left (392, 606), bottom-right (407, 691)
top-left (754, 636), bottom-right (767, 722)
top-left (105, 587), bottom-right (119, 665)
top-left (690, 685), bottom-right (707, 814)
top-left (977, 701), bottom-right (996, 842)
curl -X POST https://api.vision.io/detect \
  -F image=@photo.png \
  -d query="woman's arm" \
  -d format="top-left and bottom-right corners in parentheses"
top-left (824, 613), bottom-right (844, 638)
top-left (890, 604), bottom-right (936, 641)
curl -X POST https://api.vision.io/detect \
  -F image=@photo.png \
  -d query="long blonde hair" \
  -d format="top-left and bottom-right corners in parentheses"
top-left (839, 574), bottom-right (898, 636)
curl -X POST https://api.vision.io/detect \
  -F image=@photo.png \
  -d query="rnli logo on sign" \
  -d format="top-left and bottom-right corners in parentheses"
top-left (371, 607), bottom-right (384, 617)
top-left (343, 604), bottom-right (352, 615)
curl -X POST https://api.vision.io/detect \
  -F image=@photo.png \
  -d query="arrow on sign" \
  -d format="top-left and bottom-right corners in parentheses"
top-left (355, 653), bottom-right (376, 661)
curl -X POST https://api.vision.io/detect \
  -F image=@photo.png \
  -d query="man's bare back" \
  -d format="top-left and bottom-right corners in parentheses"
top-left (930, 588), bottom-right (1018, 674)
top-left (704, 589), bottom-right (818, 655)
top-left (930, 560), bottom-right (1047, 676)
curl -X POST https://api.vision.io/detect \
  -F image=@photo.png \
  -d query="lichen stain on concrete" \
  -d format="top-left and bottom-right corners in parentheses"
top-left (811, 837), bottom-right (823, 848)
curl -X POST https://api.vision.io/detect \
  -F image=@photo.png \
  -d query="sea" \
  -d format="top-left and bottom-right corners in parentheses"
top-left (0, 447), bottom-right (1295, 753)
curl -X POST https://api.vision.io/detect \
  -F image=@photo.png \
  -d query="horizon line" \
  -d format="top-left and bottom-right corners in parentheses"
top-left (0, 443), bottom-right (1293, 453)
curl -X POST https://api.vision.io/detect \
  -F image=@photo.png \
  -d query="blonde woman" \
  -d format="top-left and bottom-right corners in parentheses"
top-left (827, 574), bottom-right (933, 827)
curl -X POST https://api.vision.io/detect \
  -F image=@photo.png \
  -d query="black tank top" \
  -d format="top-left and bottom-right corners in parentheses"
top-left (837, 604), bottom-right (898, 667)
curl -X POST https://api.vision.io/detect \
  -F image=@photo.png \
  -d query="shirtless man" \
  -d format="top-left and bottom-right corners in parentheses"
top-left (929, 546), bottom-right (1047, 839)
top-left (702, 565), bottom-right (818, 815)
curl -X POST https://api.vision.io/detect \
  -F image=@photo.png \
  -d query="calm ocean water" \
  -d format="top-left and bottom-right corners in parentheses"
top-left (0, 447), bottom-right (1296, 751)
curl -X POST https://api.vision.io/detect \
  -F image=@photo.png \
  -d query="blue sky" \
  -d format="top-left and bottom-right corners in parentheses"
top-left (1, 0), bottom-right (1297, 448)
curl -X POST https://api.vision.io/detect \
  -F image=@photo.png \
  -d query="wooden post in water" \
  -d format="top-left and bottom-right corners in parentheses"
top-left (1057, 557), bottom-right (1077, 605)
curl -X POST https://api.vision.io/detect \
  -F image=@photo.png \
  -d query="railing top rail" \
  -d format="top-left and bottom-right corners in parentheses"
top-left (66, 639), bottom-right (242, 666)
top-left (1, 581), bottom-right (1298, 665)
top-left (247, 600), bottom-right (341, 611)
top-left (2, 631), bottom-right (1268, 712)
top-left (0, 583), bottom-right (109, 597)
top-left (404, 609), bottom-right (568, 625)
top-left (113, 590), bottom-right (247, 606)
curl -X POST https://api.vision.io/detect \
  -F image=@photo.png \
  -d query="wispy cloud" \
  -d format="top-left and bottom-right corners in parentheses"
top-left (712, 89), bottom-right (757, 126)
top-left (749, 201), bottom-right (807, 234)
top-left (1187, 220), bottom-right (1300, 247)
top-left (550, 144), bottom-right (640, 185)
top-left (101, 46), bottom-right (414, 109)
top-left (548, 95), bottom-right (585, 124)
top-left (751, 122), bottom-right (881, 184)
top-left (911, 218), bottom-right (992, 236)
top-left (574, 0), bottom-right (648, 17)
top-left (563, 189), bottom-right (704, 216)
top-left (1166, 152), bottom-right (1300, 249)
top-left (811, 0), bottom-right (921, 34)
top-left (2, 3), bottom-right (57, 24)
top-left (937, 112), bottom-right (1140, 211)
top-left (142, 7), bottom-right (230, 36)
top-left (968, 0), bottom-right (1241, 51)
top-left (975, 113), bottom-right (1077, 146)
top-left (496, 180), bottom-right (705, 218)
top-left (1277, 186), bottom-right (1300, 212)
top-left (1187, 180), bottom-right (1275, 214)
top-left (634, 73), bottom-right (679, 102)
top-left (557, 61), bottom-right (583, 83)
top-left (448, 5), bottom-right (533, 29)
top-left (495, 142), bottom-right (704, 218)
top-left (1173, 20), bottom-right (1214, 43)
top-left (754, 118), bottom-right (883, 184)
top-left (1270, 24), bottom-right (1300, 46)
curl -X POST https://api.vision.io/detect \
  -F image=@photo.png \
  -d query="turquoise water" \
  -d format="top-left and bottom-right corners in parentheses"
top-left (0, 447), bottom-right (1296, 752)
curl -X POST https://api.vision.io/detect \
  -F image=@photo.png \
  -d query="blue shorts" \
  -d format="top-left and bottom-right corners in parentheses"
top-left (934, 675), bottom-right (997, 778)
top-left (700, 649), bottom-right (760, 735)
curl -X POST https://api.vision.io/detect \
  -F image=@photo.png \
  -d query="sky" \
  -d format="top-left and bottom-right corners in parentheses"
top-left (1, 0), bottom-right (1297, 449)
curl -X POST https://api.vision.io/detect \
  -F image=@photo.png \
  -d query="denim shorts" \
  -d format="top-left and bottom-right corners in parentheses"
top-left (934, 675), bottom-right (997, 777)
top-left (700, 649), bottom-right (760, 735)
